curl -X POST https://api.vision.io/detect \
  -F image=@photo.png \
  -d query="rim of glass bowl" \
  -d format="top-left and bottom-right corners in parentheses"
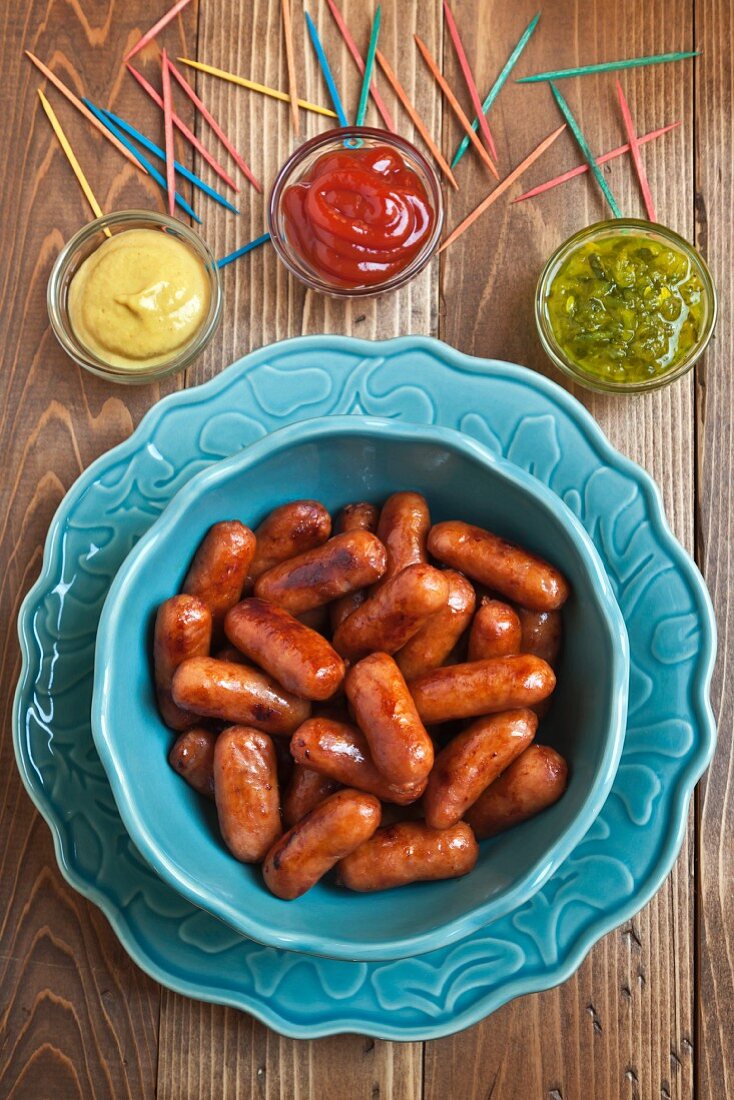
top-left (47, 210), bottom-right (223, 385)
top-left (535, 218), bottom-right (718, 394)
top-left (267, 126), bottom-right (444, 299)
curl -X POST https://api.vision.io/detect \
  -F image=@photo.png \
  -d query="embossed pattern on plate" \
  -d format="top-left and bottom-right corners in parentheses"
top-left (13, 336), bottom-right (716, 1040)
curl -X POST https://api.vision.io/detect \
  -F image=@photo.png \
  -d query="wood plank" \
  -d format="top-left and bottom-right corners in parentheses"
top-left (427, 2), bottom-right (696, 1098)
top-left (0, 1), bottom-right (199, 1096)
top-left (157, 0), bottom-right (438, 1094)
top-left (693, 1), bottom-right (734, 1097)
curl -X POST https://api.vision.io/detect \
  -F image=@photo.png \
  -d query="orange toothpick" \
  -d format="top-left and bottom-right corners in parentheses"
top-left (439, 124), bottom-right (567, 253)
top-left (414, 34), bottom-right (499, 180)
top-left (375, 49), bottom-right (458, 190)
top-left (615, 80), bottom-right (657, 221)
top-left (25, 51), bottom-right (147, 174)
top-left (442, 0), bottom-right (498, 162)
top-left (281, 0), bottom-right (300, 134)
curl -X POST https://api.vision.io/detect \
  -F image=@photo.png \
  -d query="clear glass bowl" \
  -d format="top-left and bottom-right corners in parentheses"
top-left (268, 126), bottom-right (444, 298)
top-left (47, 210), bottom-right (223, 385)
top-left (535, 219), bottom-right (717, 394)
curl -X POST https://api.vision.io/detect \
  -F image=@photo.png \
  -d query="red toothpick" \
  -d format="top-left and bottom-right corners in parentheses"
top-left (161, 51), bottom-right (176, 216)
top-left (126, 0), bottom-right (193, 62)
top-left (439, 124), bottom-right (566, 253)
top-left (511, 121), bottom-right (680, 203)
top-left (442, 0), bottom-right (498, 162)
top-left (615, 79), bottom-right (657, 221)
top-left (166, 57), bottom-right (262, 192)
top-left (415, 34), bottom-right (499, 180)
top-left (126, 63), bottom-right (239, 192)
top-left (325, 0), bottom-right (396, 132)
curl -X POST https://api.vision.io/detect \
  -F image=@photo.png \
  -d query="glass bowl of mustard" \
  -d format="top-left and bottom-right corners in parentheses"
top-left (535, 219), bottom-right (717, 393)
top-left (48, 210), bottom-right (223, 384)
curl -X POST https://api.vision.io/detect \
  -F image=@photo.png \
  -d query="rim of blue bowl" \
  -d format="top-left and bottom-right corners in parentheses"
top-left (90, 413), bottom-right (630, 962)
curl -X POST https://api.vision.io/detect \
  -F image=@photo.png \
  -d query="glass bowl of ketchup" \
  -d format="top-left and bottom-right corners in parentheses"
top-left (268, 127), bottom-right (443, 297)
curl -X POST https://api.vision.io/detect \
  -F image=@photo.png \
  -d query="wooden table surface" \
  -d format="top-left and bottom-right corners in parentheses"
top-left (1, 0), bottom-right (731, 1097)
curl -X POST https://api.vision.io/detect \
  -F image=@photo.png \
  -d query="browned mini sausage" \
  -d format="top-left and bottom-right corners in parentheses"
top-left (171, 656), bottom-right (311, 735)
top-left (428, 521), bottom-right (570, 611)
top-left (182, 521), bottom-right (256, 634)
top-left (213, 726), bottom-right (281, 863)
top-left (467, 599), bottom-right (522, 661)
top-left (396, 571), bottom-right (476, 679)
top-left (375, 491), bottom-right (430, 585)
top-left (346, 653), bottom-right (434, 786)
top-left (283, 765), bottom-right (341, 827)
top-left (248, 500), bottom-right (332, 583)
top-left (465, 744), bottom-right (568, 839)
top-left (224, 598), bottom-right (345, 701)
top-left (408, 655), bottom-right (556, 724)
top-left (333, 563), bottom-right (449, 662)
top-left (154, 595), bottom-right (213, 730)
top-left (168, 727), bottom-right (217, 798)
top-left (290, 717), bottom-right (427, 805)
top-left (423, 709), bottom-right (538, 828)
top-left (330, 502), bottom-right (380, 630)
top-left (336, 821), bottom-right (478, 891)
top-left (517, 608), bottom-right (563, 668)
top-left (263, 788), bottom-right (381, 899)
top-left (254, 530), bottom-right (387, 614)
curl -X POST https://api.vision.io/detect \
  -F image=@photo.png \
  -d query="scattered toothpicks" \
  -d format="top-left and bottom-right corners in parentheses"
top-left (442, 0), bottom-right (498, 161)
top-left (439, 124), bottom-right (567, 253)
top-left (615, 80), bottom-right (657, 221)
top-left (281, 0), bottom-right (300, 134)
top-left (325, 0), bottom-right (395, 131)
top-left (37, 89), bottom-right (111, 235)
top-left (126, 0), bottom-right (193, 62)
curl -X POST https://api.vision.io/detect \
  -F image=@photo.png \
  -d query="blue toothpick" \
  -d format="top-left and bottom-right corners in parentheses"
top-left (305, 11), bottom-right (348, 126)
top-left (217, 233), bottom-right (271, 269)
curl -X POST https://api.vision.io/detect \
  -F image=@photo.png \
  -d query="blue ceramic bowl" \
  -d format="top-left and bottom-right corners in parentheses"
top-left (92, 415), bottom-right (629, 962)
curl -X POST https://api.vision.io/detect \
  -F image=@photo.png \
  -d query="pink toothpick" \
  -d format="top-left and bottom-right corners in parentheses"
top-left (615, 80), bottom-right (657, 221)
top-left (161, 51), bottom-right (176, 216)
top-left (442, 0), bottom-right (498, 162)
top-left (126, 0), bottom-right (193, 62)
top-left (166, 57), bottom-right (262, 192)
top-left (126, 63), bottom-right (239, 192)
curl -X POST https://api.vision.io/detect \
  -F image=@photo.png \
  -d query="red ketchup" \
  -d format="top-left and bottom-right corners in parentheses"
top-left (281, 144), bottom-right (436, 288)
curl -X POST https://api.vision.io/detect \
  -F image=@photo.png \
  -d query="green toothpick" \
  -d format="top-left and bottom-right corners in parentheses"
top-left (548, 82), bottom-right (622, 218)
top-left (517, 49), bottom-right (699, 83)
top-left (355, 6), bottom-right (381, 126)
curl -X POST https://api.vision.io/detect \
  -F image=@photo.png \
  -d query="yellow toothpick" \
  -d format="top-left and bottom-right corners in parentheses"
top-left (176, 57), bottom-right (338, 118)
top-left (37, 90), bottom-right (110, 236)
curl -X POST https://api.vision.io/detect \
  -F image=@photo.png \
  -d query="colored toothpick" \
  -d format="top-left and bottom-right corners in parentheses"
top-left (375, 49), bottom-right (458, 189)
top-left (355, 6), bottom-right (381, 126)
top-left (37, 89), bottom-right (111, 236)
top-left (517, 50), bottom-right (699, 84)
top-left (325, 0), bottom-right (395, 131)
top-left (126, 64), bottom-right (238, 192)
top-left (305, 11), bottom-right (348, 126)
top-left (25, 52), bottom-right (146, 174)
top-left (549, 82), bottom-right (622, 217)
top-left (176, 58), bottom-right (338, 119)
top-left (442, 0), bottom-right (497, 161)
top-left (100, 106), bottom-right (239, 213)
top-left (438, 124), bottom-right (566, 253)
top-left (126, 0), bottom-right (193, 61)
top-left (281, 0), bottom-right (300, 134)
top-left (217, 233), bottom-right (271, 269)
top-left (167, 58), bottom-right (262, 191)
top-left (83, 98), bottom-right (201, 222)
top-left (452, 12), bottom-right (540, 169)
top-left (414, 34), bottom-right (499, 179)
top-left (512, 121), bottom-right (680, 203)
top-left (615, 80), bottom-right (657, 221)
top-left (161, 51), bottom-right (176, 217)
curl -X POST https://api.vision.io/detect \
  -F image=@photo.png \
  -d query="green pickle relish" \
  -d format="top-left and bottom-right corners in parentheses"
top-left (545, 235), bottom-right (705, 385)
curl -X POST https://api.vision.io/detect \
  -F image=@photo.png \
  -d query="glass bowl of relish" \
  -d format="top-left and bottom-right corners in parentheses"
top-left (535, 219), bottom-right (717, 393)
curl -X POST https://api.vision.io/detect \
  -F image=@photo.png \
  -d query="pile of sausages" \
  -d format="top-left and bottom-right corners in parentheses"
top-left (154, 494), bottom-right (570, 900)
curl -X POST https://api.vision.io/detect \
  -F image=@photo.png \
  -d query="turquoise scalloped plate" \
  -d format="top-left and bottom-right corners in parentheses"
top-left (13, 336), bottom-right (716, 1040)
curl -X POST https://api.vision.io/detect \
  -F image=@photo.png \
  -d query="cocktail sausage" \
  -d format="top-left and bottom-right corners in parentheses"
top-left (337, 821), bottom-right (478, 891)
top-left (154, 595), bottom-right (212, 730)
top-left (213, 726), bottom-right (281, 863)
top-left (465, 744), bottom-right (568, 838)
top-left (171, 656), bottom-right (310, 735)
top-left (408, 655), bottom-right (555, 724)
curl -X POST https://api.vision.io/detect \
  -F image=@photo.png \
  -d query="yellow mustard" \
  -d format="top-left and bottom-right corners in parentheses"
top-left (68, 228), bottom-right (210, 370)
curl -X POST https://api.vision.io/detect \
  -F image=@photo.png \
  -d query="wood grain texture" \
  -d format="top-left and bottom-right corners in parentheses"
top-left (1, 0), bottom-right (731, 1097)
top-left (694, 1), bottom-right (734, 1098)
top-left (428, 2), bottom-right (696, 1098)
